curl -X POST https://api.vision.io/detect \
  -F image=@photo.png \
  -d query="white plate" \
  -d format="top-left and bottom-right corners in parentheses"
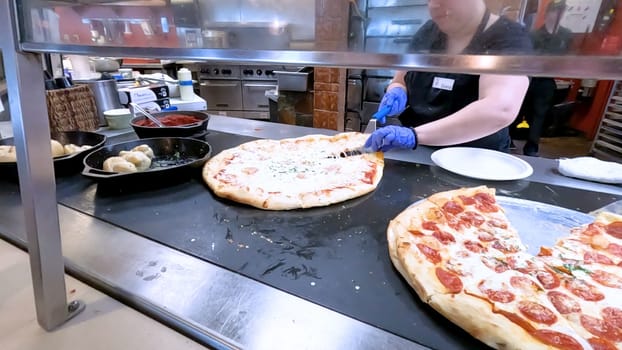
top-left (431, 147), bottom-right (533, 181)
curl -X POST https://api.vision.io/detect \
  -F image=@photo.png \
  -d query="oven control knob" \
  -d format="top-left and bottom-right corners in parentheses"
top-left (256, 69), bottom-right (263, 76)
top-left (243, 69), bottom-right (253, 76)
top-left (222, 69), bottom-right (232, 75)
top-left (265, 70), bottom-right (274, 76)
top-left (213, 68), bottom-right (220, 75)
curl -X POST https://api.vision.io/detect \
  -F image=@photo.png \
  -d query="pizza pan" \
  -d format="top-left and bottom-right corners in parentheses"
top-left (82, 137), bottom-right (211, 191)
top-left (0, 131), bottom-right (107, 180)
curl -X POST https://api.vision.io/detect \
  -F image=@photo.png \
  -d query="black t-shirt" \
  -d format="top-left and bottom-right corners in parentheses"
top-left (401, 16), bottom-right (533, 151)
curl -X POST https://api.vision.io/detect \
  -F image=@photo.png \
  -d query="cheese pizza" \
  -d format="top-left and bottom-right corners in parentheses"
top-left (202, 132), bottom-right (384, 210)
top-left (388, 186), bottom-right (622, 350)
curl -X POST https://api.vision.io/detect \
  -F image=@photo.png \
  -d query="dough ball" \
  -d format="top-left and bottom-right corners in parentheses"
top-left (120, 150), bottom-right (151, 171)
top-left (131, 144), bottom-right (154, 159)
top-left (63, 144), bottom-right (82, 155)
top-left (0, 145), bottom-right (17, 162)
top-left (51, 140), bottom-right (65, 157)
top-left (64, 144), bottom-right (93, 155)
top-left (103, 156), bottom-right (137, 173)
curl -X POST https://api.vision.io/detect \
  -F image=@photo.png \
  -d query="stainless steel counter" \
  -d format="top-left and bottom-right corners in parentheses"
top-left (0, 116), bottom-right (621, 350)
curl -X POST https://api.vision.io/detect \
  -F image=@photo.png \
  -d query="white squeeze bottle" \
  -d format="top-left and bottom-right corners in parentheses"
top-left (178, 68), bottom-right (193, 101)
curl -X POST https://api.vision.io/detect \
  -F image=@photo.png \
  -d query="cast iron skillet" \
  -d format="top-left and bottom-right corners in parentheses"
top-left (82, 137), bottom-right (212, 191)
top-left (130, 111), bottom-right (210, 139)
top-left (0, 131), bottom-right (106, 180)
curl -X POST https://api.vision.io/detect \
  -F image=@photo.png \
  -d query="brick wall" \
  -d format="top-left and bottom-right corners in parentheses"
top-left (313, 0), bottom-right (349, 131)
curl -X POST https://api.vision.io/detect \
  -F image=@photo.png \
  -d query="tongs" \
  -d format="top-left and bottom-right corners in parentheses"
top-left (129, 102), bottom-right (165, 128)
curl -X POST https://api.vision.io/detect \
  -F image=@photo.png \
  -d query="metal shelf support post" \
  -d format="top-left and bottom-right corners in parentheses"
top-left (0, 0), bottom-right (84, 330)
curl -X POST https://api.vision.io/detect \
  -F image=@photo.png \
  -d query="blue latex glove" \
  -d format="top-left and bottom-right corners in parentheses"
top-left (376, 86), bottom-right (407, 123)
top-left (364, 125), bottom-right (417, 152)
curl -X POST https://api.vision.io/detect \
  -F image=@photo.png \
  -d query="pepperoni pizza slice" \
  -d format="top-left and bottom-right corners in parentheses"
top-left (388, 186), bottom-right (606, 350)
top-left (536, 212), bottom-right (622, 349)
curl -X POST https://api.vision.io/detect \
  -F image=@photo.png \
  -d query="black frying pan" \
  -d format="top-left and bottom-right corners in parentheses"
top-left (0, 131), bottom-right (106, 180)
top-left (82, 137), bottom-right (211, 191)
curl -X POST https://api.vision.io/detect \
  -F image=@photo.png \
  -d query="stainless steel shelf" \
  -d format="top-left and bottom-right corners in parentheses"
top-left (19, 42), bottom-right (622, 79)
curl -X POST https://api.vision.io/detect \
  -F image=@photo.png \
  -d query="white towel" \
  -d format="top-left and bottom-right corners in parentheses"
top-left (558, 157), bottom-right (622, 184)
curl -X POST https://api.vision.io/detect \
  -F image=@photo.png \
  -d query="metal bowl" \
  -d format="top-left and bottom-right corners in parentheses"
top-left (130, 111), bottom-right (210, 139)
top-left (0, 131), bottom-right (107, 180)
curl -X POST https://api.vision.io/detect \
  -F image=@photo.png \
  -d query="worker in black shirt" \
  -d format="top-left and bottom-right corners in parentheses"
top-left (365, 0), bottom-right (533, 153)
top-left (512, 0), bottom-right (571, 156)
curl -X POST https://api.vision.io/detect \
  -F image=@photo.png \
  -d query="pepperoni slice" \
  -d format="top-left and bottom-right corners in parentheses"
top-left (506, 256), bottom-right (536, 274)
top-left (566, 279), bottom-right (605, 301)
top-left (478, 230), bottom-right (496, 242)
top-left (588, 337), bottom-right (618, 350)
top-left (606, 221), bottom-right (622, 239)
top-left (510, 276), bottom-right (540, 292)
top-left (602, 307), bottom-right (622, 329)
top-left (479, 282), bottom-right (515, 303)
top-left (464, 240), bottom-right (487, 253)
top-left (432, 229), bottom-right (456, 245)
top-left (458, 195), bottom-right (476, 205)
top-left (547, 291), bottom-right (581, 314)
top-left (530, 330), bottom-right (583, 350)
top-left (536, 268), bottom-right (561, 289)
top-left (584, 251), bottom-right (615, 265)
top-left (473, 193), bottom-right (498, 213)
top-left (607, 243), bottom-right (622, 258)
top-left (481, 256), bottom-right (510, 273)
top-left (460, 211), bottom-right (485, 227)
top-left (421, 221), bottom-right (438, 231)
top-left (492, 240), bottom-right (521, 254)
top-left (580, 315), bottom-right (622, 342)
top-left (488, 219), bottom-right (508, 230)
top-left (488, 217), bottom-right (508, 229)
top-left (416, 243), bottom-right (442, 264)
top-left (447, 217), bottom-right (467, 231)
top-left (518, 301), bottom-right (557, 325)
top-left (591, 269), bottom-right (622, 289)
top-left (583, 223), bottom-right (605, 236)
top-left (435, 267), bottom-right (462, 293)
top-left (442, 200), bottom-right (464, 215)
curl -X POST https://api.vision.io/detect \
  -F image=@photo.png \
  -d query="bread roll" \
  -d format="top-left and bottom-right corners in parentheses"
top-left (119, 150), bottom-right (151, 171)
top-left (0, 145), bottom-right (16, 162)
top-left (131, 144), bottom-right (154, 159)
top-left (103, 156), bottom-right (137, 173)
top-left (51, 140), bottom-right (65, 157)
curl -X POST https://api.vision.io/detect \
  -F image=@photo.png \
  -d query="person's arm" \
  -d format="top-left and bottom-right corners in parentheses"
top-left (387, 71), bottom-right (408, 91)
top-left (414, 74), bottom-right (529, 146)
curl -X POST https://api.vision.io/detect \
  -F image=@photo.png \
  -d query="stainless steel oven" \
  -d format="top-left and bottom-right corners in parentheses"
top-left (200, 79), bottom-right (243, 110)
top-left (242, 81), bottom-right (277, 112)
top-left (198, 64), bottom-right (287, 120)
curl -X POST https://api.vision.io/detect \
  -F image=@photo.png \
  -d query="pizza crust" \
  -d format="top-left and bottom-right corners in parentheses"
top-left (429, 293), bottom-right (578, 350)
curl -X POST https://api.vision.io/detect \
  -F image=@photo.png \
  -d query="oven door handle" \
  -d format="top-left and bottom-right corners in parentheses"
top-left (200, 82), bottom-right (239, 87)
top-left (243, 83), bottom-right (277, 88)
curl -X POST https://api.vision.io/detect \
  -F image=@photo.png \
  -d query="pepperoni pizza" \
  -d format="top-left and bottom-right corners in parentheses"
top-left (388, 186), bottom-right (622, 350)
